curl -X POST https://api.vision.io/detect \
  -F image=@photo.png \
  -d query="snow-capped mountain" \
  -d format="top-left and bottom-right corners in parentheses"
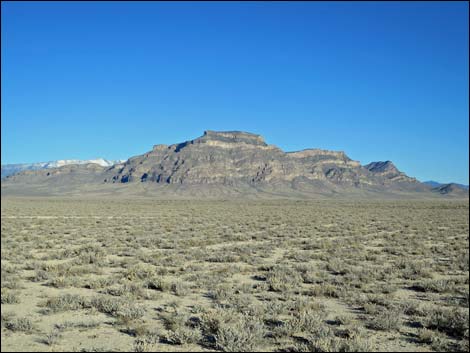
top-left (42, 158), bottom-right (124, 168)
top-left (1, 159), bottom-right (126, 179)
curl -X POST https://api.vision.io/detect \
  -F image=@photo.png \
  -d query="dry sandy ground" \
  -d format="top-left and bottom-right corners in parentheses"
top-left (1, 198), bottom-right (469, 352)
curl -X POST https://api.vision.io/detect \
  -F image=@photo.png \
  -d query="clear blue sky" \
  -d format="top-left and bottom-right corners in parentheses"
top-left (1, 1), bottom-right (468, 184)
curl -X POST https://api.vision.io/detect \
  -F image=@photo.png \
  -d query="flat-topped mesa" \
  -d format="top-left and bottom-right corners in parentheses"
top-left (4, 128), bottom-right (454, 197)
top-left (195, 130), bottom-right (268, 146)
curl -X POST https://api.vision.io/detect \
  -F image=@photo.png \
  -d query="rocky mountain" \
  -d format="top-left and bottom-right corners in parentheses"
top-left (101, 131), bottom-right (422, 189)
top-left (423, 180), bottom-right (469, 190)
top-left (364, 161), bottom-right (407, 180)
top-left (1, 130), bottom-right (467, 198)
top-left (423, 180), bottom-right (444, 188)
top-left (431, 183), bottom-right (469, 196)
top-left (1, 158), bottom-right (125, 179)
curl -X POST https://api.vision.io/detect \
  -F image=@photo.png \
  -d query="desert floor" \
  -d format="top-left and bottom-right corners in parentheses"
top-left (1, 198), bottom-right (469, 352)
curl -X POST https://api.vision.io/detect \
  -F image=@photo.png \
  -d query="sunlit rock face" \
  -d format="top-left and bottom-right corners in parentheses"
top-left (197, 130), bottom-right (268, 146)
top-left (5, 130), bottom-right (443, 197)
top-left (101, 131), bottom-right (420, 192)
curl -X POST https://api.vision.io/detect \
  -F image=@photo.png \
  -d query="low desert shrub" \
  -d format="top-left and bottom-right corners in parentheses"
top-left (423, 306), bottom-right (469, 338)
top-left (1, 289), bottom-right (20, 304)
top-left (366, 307), bottom-right (402, 331)
top-left (44, 294), bottom-right (88, 313)
top-left (4, 316), bottom-right (35, 332)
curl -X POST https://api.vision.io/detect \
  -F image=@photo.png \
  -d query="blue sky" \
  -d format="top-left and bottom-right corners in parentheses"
top-left (1, 1), bottom-right (468, 184)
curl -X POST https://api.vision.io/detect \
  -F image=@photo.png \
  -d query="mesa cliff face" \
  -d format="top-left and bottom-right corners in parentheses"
top-left (102, 131), bottom-right (421, 191)
top-left (3, 130), bottom-right (462, 198)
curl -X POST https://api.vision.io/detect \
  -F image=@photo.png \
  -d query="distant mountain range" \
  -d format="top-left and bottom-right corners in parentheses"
top-left (2, 131), bottom-right (468, 198)
top-left (423, 180), bottom-right (469, 190)
top-left (1, 159), bottom-right (125, 179)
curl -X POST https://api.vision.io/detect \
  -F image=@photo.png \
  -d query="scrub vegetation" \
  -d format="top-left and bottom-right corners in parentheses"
top-left (1, 198), bottom-right (468, 352)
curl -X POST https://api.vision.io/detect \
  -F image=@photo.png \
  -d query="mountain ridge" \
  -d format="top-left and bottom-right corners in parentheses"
top-left (423, 180), bottom-right (469, 190)
top-left (1, 158), bottom-right (125, 179)
top-left (2, 131), bottom-right (468, 199)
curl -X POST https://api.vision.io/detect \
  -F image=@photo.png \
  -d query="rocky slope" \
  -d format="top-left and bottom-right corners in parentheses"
top-left (102, 131), bottom-right (421, 189)
top-left (431, 183), bottom-right (469, 196)
top-left (2, 131), bottom-right (466, 198)
top-left (423, 180), bottom-right (469, 190)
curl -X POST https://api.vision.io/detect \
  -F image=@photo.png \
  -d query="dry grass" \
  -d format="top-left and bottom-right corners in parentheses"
top-left (1, 198), bottom-right (469, 352)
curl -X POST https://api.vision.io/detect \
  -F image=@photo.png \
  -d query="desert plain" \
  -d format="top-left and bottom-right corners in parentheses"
top-left (1, 198), bottom-right (469, 352)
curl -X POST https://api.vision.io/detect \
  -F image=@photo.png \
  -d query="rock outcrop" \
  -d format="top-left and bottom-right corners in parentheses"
top-left (2, 130), bottom-right (454, 198)
top-left (364, 161), bottom-right (418, 184)
top-left (431, 183), bottom-right (469, 197)
top-left (102, 131), bottom-right (422, 192)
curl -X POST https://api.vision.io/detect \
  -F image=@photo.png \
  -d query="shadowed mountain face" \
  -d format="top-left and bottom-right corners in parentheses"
top-left (2, 130), bottom-right (466, 198)
top-left (102, 131), bottom-right (418, 188)
top-left (363, 161), bottom-right (416, 183)
top-left (431, 183), bottom-right (469, 196)
top-left (365, 161), bottom-right (400, 176)
top-left (424, 180), bottom-right (469, 190)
